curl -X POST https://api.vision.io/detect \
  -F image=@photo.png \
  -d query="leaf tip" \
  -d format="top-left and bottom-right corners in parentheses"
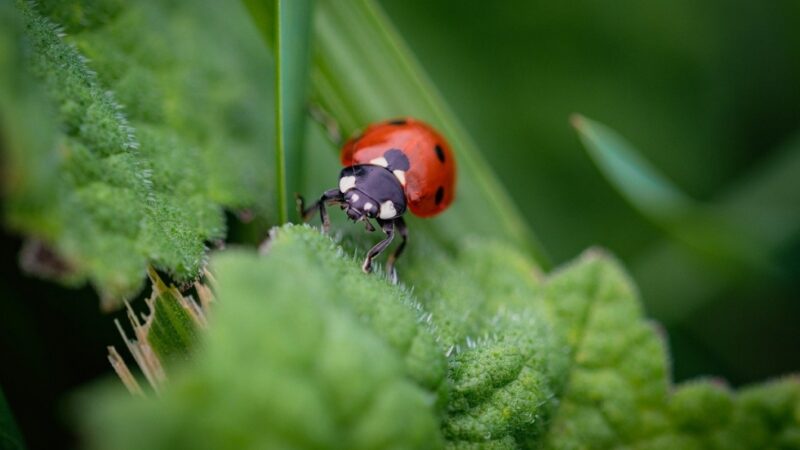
top-left (569, 113), bottom-right (587, 131)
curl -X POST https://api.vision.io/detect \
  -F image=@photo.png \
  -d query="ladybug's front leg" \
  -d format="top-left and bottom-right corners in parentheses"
top-left (362, 219), bottom-right (395, 274)
top-left (297, 188), bottom-right (342, 232)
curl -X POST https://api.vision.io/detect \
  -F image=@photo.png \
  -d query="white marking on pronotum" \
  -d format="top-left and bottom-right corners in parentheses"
top-left (339, 176), bottom-right (356, 192)
top-left (393, 170), bottom-right (406, 186)
top-left (370, 156), bottom-right (389, 167)
top-left (379, 200), bottom-right (397, 219)
top-left (363, 202), bottom-right (374, 211)
top-left (351, 193), bottom-right (360, 202)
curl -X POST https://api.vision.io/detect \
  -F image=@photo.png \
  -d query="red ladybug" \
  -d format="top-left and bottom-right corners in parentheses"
top-left (299, 117), bottom-right (456, 279)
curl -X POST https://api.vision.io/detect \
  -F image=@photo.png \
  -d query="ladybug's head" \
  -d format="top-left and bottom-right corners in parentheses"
top-left (338, 165), bottom-right (407, 223)
top-left (342, 188), bottom-right (378, 220)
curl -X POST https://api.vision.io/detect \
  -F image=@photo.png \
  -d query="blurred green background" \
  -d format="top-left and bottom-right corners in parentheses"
top-left (378, 0), bottom-right (800, 384)
top-left (1, 0), bottom-right (799, 448)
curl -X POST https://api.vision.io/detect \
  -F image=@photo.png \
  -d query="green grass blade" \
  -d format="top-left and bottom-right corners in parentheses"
top-left (274, 0), bottom-right (315, 223)
top-left (571, 114), bottom-right (693, 221)
top-left (0, 387), bottom-right (26, 450)
top-left (244, 0), bottom-right (550, 267)
top-left (572, 114), bottom-right (774, 275)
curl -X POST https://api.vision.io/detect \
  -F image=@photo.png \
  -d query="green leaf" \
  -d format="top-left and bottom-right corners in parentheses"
top-left (0, 387), bottom-right (26, 450)
top-left (571, 114), bottom-right (774, 276)
top-left (539, 252), bottom-right (672, 448)
top-left (107, 267), bottom-right (209, 395)
top-left (143, 268), bottom-right (202, 365)
top-left (244, 0), bottom-right (551, 268)
top-left (0, 1), bottom-right (59, 234)
top-left (407, 243), bottom-right (566, 446)
top-left (273, 0), bottom-right (314, 223)
top-left (539, 253), bottom-right (800, 450)
top-left (653, 378), bottom-right (800, 450)
top-left (4, 0), bottom-right (273, 305)
top-left (81, 225), bottom-right (445, 450)
top-left (81, 227), bottom-right (800, 449)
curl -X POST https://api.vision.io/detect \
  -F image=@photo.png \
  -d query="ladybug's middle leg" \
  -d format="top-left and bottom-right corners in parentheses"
top-left (297, 188), bottom-right (342, 232)
top-left (385, 217), bottom-right (407, 284)
top-left (362, 219), bottom-right (395, 274)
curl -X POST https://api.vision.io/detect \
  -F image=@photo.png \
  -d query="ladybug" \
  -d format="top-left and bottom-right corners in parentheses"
top-left (298, 117), bottom-right (456, 279)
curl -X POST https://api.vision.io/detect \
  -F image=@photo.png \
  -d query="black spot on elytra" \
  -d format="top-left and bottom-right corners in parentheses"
top-left (434, 144), bottom-right (445, 163)
top-left (387, 119), bottom-right (407, 126)
top-left (435, 186), bottom-right (444, 205)
top-left (384, 148), bottom-right (410, 171)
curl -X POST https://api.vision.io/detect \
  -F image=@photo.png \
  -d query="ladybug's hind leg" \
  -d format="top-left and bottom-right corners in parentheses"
top-left (385, 217), bottom-right (407, 284)
top-left (362, 219), bottom-right (395, 274)
top-left (297, 188), bottom-right (342, 232)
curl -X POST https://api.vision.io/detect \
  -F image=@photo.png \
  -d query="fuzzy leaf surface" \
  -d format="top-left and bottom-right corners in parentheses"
top-left (81, 227), bottom-right (800, 449)
top-left (81, 225), bottom-right (446, 450)
top-left (4, 0), bottom-right (273, 304)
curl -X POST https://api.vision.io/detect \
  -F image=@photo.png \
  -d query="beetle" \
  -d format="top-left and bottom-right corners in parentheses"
top-left (298, 117), bottom-right (456, 280)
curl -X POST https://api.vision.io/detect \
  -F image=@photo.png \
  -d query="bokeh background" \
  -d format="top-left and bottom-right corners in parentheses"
top-left (1, 0), bottom-right (799, 448)
top-left (379, 0), bottom-right (800, 383)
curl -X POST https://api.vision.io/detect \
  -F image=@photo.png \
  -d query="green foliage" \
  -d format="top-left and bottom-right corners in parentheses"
top-left (105, 268), bottom-right (210, 395)
top-left (408, 244), bottom-right (565, 446)
top-left (81, 226), bottom-right (800, 449)
top-left (3, 0), bottom-right (273, 304)
top-left (81, 225), bottom-right (445, 450)
top-left (143, 269), bottom-right (201, 365)
top-left (3, 1), bottom-right (798, 447)
top-left (274, 0), bottom-right (315, 223)
top-left (540, 253), bottom-right (672, 448)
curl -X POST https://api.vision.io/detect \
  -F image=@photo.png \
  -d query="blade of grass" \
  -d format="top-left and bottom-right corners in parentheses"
top-left (571, 114), bottom-right (774, 276)
top-left (274, 0), bottom-right (315, 223)
top-left (244, 0), bottom-right (550, 268)
top-left (570, 114), bottom-right (693, 221)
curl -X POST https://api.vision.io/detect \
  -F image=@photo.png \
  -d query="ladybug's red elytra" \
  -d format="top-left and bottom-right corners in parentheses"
top-left (298, 117), bottom-right (456, 281)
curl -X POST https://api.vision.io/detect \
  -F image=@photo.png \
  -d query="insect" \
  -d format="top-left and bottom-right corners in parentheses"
top-left (298, 117), bottom-right (456, 280)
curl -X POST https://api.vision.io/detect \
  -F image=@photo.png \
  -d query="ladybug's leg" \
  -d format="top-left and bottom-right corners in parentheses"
top-left (361, 217), bottom-right (376, 232)
top-left (362, 219), bottom-right (395, 274)
top-left (385, 217), bottom-right (407, 284)
top-left (297, 188), bottom-right (342, 232)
